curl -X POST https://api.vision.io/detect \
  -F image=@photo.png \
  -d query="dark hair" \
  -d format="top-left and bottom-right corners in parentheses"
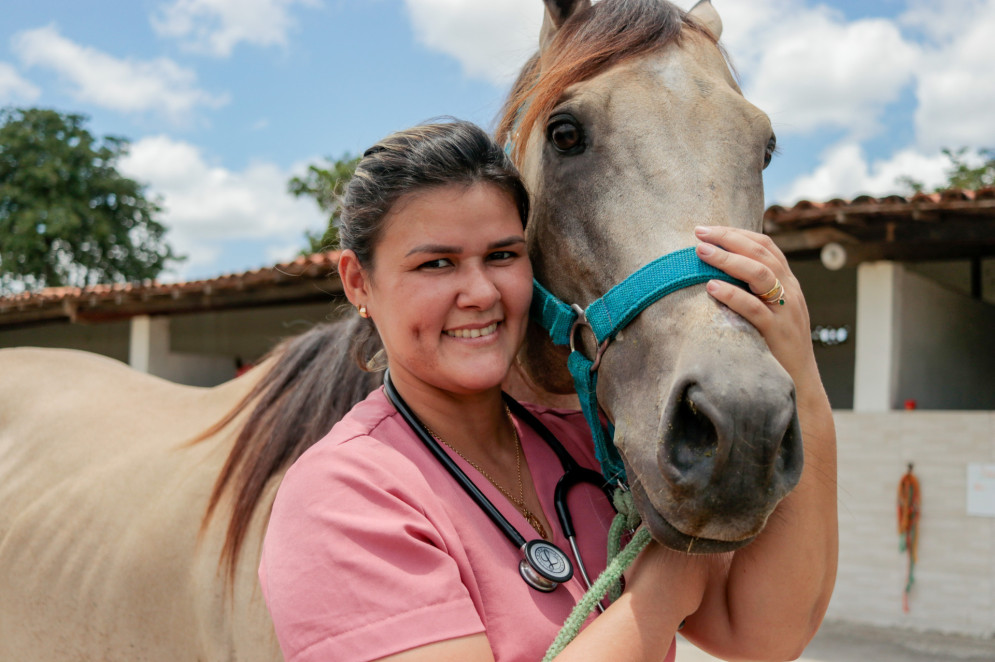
top-left (339, 119), bottom-right (530, 369)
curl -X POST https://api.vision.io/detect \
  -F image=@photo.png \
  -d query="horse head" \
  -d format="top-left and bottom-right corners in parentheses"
top-left (502, 0), bottom-right (803, 553)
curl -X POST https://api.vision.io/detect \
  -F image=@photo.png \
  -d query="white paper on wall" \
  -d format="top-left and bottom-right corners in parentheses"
top-left (967, 463), bottom-right (995, 517)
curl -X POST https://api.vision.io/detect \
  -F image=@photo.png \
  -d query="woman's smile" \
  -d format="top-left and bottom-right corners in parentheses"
top-left (444, 321), bottom-right (500, 340)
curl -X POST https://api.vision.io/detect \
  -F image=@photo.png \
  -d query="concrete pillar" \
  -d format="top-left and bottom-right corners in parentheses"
top-left (129, 315), bottom-right (171, 375)
top-left (853, 262), bottom-right (901, 411)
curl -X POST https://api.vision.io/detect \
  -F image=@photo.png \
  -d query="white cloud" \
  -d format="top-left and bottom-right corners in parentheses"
top-left (12, 25), bottom-right (226, 122)
top-left (0, 62), bottom-right (40, 103)
top-left (902, 0), bottom-right (995, 150)
top-left (118, 135), bottom-right (327, 277)
top-left (403, 0), bottom-right (543, 86)
top-left (265, 242), bottom-right (307, 265)
top-left (403, 0), bottom-right (920, 139)
top-left (152, 0), bottom-right (319, 57)
top-left (777, 142), bottom-right (952, 204)
top-left (710, 1), bottom-right (919, 138)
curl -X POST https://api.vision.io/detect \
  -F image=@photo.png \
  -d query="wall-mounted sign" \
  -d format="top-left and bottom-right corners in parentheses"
top-left (811, 325), bottom-right (850, 347)
top-left (967, 463), bottom-right (995, 517)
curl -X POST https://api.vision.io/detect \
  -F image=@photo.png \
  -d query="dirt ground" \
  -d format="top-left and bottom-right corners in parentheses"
top-left (675, 621), bottom-right (995, 662)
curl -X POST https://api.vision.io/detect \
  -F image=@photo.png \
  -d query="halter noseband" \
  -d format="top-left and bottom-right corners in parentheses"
top-left (531, 246), bottom-right (745, 483)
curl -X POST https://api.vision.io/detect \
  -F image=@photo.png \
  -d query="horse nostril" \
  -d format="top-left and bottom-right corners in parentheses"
top-left (664, 384), bottom-right (719, 482)
top-left (776, 413), bottom-right (804, 491)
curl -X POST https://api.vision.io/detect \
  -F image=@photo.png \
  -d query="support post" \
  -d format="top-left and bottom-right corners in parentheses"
top-left (129, 315), bottom-right (170, 375)
top-left (853, 262), bottom-right (900, 411)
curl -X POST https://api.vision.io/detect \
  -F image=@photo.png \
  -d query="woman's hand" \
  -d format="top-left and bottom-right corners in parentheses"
top-left (693, 225), bottom-right (818, 388)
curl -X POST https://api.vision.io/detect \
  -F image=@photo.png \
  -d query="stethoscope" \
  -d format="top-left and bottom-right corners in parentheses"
top-left (383, 370), bottom-right (616, 596)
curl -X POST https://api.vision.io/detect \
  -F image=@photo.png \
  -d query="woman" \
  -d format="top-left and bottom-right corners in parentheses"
top-left (259, 121), bottom-right (837, 662)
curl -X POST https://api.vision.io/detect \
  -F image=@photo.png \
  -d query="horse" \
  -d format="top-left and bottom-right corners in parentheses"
top-left (0, 1), bottom-right (800, 659)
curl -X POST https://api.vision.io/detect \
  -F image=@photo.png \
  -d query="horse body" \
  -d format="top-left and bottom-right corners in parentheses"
top-left (1, 1), bottom-right (801, 657)
top-left (0, 348), bottom-right (280, 660)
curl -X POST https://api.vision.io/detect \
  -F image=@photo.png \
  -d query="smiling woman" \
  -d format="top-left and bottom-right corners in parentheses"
top-left (341, 183), bottom-right (532, 397)
top-left (259, 121), bottom-right (632, 662)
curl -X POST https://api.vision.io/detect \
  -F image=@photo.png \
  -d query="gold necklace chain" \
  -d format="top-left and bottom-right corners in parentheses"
top-left (424, 405), bottom-right (548, 540)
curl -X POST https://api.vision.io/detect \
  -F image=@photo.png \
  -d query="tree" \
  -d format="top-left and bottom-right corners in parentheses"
top-left (0, 107), bottom-right (180, 295)
top-left (288, 154), bottom-right (359, 255)
top-left (898, 147), bottom-right (995, 194)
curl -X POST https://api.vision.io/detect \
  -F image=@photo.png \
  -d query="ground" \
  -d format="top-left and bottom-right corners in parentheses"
top-left (675, 621), bottom-right (995, 662)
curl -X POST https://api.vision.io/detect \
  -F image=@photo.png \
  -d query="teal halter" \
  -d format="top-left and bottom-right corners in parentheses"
top-left (531, 246), bottom-right (745, 483)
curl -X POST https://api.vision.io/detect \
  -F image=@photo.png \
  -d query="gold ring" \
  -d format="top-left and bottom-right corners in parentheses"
top-left (757, 279), bottom-right (785, 306)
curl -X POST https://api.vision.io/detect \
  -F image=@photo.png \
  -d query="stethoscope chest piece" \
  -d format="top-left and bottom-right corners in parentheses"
top-left (519, 539), bottom-right (574, 592)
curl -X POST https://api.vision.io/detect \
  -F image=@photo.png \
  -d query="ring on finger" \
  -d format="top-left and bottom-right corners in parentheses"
top-left (757, 278), bottom-right (785, 306)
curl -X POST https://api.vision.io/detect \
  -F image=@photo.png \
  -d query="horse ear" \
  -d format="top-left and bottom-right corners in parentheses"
top-left (688, 0), bottom-right (723, 40)
top-left (540, 0), bottom-right (591, 51)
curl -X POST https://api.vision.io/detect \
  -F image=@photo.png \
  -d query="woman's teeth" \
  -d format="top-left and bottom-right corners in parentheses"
top-left (446, 322), bottom-right (498, 339)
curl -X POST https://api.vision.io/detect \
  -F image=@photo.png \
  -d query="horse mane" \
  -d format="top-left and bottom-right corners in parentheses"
top-left (197, 315), bottom-right (382, 582)
top-left (497, 0), bottom-right (712, 164)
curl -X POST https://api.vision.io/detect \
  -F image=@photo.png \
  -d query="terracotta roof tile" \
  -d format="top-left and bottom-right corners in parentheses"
top-left (764, 187), bottom-right (995, 262)
top-left (764, 186), bottom-right (995, 229)
top-left (0, 250), bottom-right (342, 326)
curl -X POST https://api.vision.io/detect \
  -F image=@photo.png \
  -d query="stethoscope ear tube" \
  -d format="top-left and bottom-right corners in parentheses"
top-left (383, 370), bottom-right (527, 549)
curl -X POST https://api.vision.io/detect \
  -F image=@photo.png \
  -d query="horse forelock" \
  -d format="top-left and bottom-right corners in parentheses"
top-left (497, 0), bottom-right (713, 165)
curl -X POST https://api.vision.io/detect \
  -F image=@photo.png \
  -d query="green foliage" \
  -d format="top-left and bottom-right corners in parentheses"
top-left (941, 148), bottom-right (995, 190)
top-left (288, 154), bottom-right (359, 255)
top-left (898, 147), bottom-right (995, 194)
top-left (0, 107), bottom-right (180, 295)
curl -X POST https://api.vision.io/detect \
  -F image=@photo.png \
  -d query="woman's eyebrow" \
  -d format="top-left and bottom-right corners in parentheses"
top-left (405, 236), bottom-right (524, 257)
top-left (488, 236), bottom-right (526, 249)
top-left (405, 243), bottom-right (461, 257)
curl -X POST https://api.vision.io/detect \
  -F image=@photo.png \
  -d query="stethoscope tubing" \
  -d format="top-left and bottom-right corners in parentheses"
top-left (382, 370), bottom-right (616, 602)
top-left (383, 372), bottom-right (529, 549)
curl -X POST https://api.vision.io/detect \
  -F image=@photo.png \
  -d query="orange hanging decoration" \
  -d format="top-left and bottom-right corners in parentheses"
top-left (896, 463), bottom-right (921, 612)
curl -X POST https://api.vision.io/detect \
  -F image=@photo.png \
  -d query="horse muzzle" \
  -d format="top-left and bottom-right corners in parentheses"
top-left (612, 342), bottom-right (804, 553)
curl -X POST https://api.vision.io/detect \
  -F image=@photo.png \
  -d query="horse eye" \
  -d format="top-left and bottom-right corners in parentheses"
top-left (763, 135), bottom-right (776, 169)
top-left (547, 115), bottom-right (585, 154)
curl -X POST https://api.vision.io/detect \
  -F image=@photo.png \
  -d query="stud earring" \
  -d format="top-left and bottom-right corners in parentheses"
top-left (358, 305), bottom-right (369, 319)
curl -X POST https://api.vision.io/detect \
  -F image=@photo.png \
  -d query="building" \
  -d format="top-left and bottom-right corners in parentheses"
top-left (0, 251), bottom-right (344, 385)
top-left (765, 188), bottom-right (995, 638)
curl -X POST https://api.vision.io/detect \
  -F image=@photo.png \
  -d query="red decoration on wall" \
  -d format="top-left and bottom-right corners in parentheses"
top-left (896, 463), bottom-right (921, 612)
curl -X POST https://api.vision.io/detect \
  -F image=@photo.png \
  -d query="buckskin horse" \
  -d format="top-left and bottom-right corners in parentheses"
top-left (0, 1), bottom-right (801, 659)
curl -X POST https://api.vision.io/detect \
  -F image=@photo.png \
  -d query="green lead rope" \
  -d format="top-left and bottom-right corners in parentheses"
top-left (543, 489), bottom-right (651, 661)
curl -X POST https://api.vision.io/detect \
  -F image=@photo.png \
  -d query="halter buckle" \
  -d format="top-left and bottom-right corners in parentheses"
top-left (569, 304), bottom-right (609, 373)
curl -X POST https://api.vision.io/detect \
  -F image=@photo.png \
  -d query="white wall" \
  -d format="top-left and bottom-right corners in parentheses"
top-left (0, 319), bottom-right (130, 362)
top-left (828, 411), bottom-right (995, 637)
top-left (896, 269), bottom-right (995, 410)
top-left (852, 262), bottom-right (995, 411)
top-left (129, 315), bottom-right (238, 387)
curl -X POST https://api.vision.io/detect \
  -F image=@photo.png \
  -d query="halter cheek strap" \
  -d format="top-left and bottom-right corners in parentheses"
top-left (531, 246), bottom-right (746, 483)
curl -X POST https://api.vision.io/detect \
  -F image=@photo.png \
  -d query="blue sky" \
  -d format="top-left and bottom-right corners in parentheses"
top-left (3, 0), bottom-right (994, 281)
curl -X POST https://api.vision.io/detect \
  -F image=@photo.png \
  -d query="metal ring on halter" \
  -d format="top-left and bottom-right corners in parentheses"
top-left (569, 304), bottom-right (610, 372)
top-left (757, 279), bottom-right (785, 306)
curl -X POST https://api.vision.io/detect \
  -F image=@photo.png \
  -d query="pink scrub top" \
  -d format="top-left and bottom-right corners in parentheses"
top-left (260, 387), bottom-right (676, 662)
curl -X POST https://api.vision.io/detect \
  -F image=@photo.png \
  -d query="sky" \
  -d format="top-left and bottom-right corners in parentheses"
top-left (2, 0), bottom-right (994, 282)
